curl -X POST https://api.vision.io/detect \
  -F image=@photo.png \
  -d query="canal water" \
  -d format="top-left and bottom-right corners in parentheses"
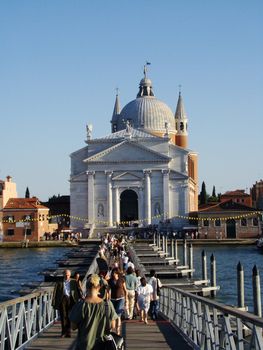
top-left (0, 245), bottom-right (262, 313)
top-left (190, 244), bottom-right (263, 312)
top-left (0, 247), bottom-right (69, 302)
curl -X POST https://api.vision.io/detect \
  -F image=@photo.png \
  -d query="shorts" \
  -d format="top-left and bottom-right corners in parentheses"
top-left (111, 297), bottom-right (125, 316)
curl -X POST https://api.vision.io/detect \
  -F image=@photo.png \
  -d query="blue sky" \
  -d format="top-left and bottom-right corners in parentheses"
top-left (0, 0), bottom-right (262, 201)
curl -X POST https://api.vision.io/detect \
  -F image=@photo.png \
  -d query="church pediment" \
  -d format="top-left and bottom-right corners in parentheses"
top-left (170, 170), bottom-right (188, 180)
top-left (112, 172), bottom-right (142, 181)
top-left (84, 140), bottom-right (170, 164)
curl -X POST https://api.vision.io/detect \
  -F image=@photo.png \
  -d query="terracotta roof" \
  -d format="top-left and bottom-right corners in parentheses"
top-left (198, 200), bottom-right (256, 213)
top-left (4, 198), bottom-right (49, 210)
top-left (222, 190), bottom-right (249, 197)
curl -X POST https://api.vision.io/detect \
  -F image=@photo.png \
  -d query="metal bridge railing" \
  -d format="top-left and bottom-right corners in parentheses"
top-left (0, 288), bottom-right (56, 350)
top-left (159, 286), bottom-right (263, 350)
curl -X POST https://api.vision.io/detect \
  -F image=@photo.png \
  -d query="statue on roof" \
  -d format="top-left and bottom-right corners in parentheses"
top-left (86, 124), bottom-right (93, 140)
top-left (125, 120), bottom-right (131, 134)
top-left (164, 122), bottom-right (169, 136)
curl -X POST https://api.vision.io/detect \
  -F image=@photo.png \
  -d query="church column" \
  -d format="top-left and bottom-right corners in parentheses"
top-left (138, 187), bottom-right (144, 223)
top-left (144, 170), bottom-right (151, 225)
top-left (182, 181), bottom-right (189, 214)
top-left (105, 171), bottom-right (113, 227)
top-left (87, 171), bottom-right (95, 224)
top-left (114, 187), bottom-right (120, 225)
top-left (162, 169), bottom-right (170, 219)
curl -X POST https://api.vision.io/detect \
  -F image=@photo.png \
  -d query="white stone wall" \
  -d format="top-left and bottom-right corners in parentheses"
top-left (70, 135), bottom-right (193, 229)
top-left (70, 181), bottom-right (88, 229)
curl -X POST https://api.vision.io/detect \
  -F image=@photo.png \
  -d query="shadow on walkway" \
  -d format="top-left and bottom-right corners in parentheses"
top-left (122, 318), bottom-right (193, 350)
top-left (27, 318), bottom-right (193, 350)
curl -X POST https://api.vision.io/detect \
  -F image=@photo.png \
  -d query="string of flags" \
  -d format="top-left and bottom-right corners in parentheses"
top-left (1, 211), bottom-right (262, 225)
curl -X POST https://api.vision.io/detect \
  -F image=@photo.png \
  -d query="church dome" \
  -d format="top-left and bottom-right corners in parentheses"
top-left (118, 96), bottom-right (175, 132)
top-left (117, 66), bottom-right (176, 133)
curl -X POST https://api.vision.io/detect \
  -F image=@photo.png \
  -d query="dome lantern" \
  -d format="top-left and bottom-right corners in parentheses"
top-left (137, 63), bottom-right (154, 97)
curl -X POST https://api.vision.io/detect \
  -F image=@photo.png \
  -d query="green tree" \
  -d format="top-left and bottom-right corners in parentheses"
top-left (199, 181), bottom-right (207, 205)
top-left (212, 185), bottom-right (216, 197)
top-left (208, 185), bottom-right (218, 202)
top-left (25, 187), bottom-right (30, 198)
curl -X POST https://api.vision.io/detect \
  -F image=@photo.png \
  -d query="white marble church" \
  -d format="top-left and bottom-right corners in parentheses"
top-left (70, 66), bottom-right (198, 231)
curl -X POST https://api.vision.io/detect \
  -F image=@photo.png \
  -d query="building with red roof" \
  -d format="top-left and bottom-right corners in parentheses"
top-left (2, 197), bottom-right (49, 242)
top-left (191, 199), bottom-right (261, 239)
top-left (220, 190), bottom-right (252, 207)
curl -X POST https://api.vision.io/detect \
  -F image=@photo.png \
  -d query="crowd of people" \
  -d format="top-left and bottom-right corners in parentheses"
top-left (43, 230), bottom-right (82, 242)
top-left (52, 233), bottom-right (162, 349)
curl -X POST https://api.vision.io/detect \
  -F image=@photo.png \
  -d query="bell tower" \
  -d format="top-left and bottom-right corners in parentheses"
top-left (175, 91), bottom-right (188, 148)
top-left (111, 90), bottom-right (121, 133)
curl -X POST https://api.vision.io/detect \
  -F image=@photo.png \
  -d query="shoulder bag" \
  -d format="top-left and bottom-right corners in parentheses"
top-left (103, 301), bottom-right (125, 350)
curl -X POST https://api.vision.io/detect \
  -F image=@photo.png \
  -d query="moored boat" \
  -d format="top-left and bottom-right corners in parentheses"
top-left (256, 237), bottom-right (263, 251)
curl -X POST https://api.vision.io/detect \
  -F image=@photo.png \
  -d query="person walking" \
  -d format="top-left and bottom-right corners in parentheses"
top-left (74, 272), bottom-right (84, 299)
top-left (108, 267), bottom-right (127, 335)
top-left (70, 274), bottom-right (118, 350)
top-left (52, 269), bottom-right (80, 337)
top-left (136, 276), bottom-right (153, 324)
top-left (125, 266), bottom-right (137, 319)
top-left (148, 269), bottom-right (162, 320)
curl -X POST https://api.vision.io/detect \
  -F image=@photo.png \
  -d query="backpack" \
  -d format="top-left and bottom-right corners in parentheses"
top-left (156, 278), bottom-right (161, 296)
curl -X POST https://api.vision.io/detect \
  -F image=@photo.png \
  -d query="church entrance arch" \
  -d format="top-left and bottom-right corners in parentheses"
top-left (226, 219), bottom-right (236, 238)
top-left (120, 189), bottom-right (138, 223)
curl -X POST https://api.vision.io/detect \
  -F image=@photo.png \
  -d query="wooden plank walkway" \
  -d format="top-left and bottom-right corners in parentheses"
top-left (26, 318), bottom-right (193, 350)
top-left (26, 322), bottom-right (76, 350)
top-left (122, 319), bottom-right (193, 350)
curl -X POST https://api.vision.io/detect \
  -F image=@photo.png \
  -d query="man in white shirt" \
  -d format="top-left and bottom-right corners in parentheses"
top-left (148, 269), bottom-right (162, 320)
top-left (52, 269), bottom-right (80, 337)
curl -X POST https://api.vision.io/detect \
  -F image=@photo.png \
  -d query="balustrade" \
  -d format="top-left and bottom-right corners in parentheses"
top-left (159, 286), bottom-right (263, 350)
top-left (0, 289), bottom-right (56, 350)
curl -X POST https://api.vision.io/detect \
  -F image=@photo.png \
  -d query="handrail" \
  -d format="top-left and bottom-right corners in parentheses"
top-left (159, 286), bottom-right (263, 350)
top-left (0, 288), bottom-right (56, 350)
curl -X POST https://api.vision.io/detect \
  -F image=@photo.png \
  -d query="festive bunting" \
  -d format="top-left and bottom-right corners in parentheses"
top-left (1, 211), bottom-right (262, 225)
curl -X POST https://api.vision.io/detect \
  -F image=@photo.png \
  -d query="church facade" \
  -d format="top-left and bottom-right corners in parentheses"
top-left (70, 67), bottom-right (198, 231)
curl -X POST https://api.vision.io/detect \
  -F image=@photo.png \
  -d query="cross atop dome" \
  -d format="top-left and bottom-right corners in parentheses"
top-left (143, 61), bottom-right (151, 79)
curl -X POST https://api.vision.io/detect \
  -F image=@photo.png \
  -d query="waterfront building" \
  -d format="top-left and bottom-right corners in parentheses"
top-left (250, 180), bottom-right (263, 210)
top-left (192, 199), bottom-right (261, 239)
top-left (0, 176), bottom-right (17, 239)
top-left (220, 190), bottom-right (252, 207)
top-left (70, 67), bottom-right (198, 232)
top-left (2, 197), bottom-right (50, 242)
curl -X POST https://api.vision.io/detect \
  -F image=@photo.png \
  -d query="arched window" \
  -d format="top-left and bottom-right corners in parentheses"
top-left (215, 219), bottom-right (221, 227)
top-left (180, 122), bottom-right (184, 131)
top-left (203, 219), bottom-right (209, 227)
top-left (253, 217), bottom-right (259, 226)
top-left (241, 218), bottom-right (247, 226)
